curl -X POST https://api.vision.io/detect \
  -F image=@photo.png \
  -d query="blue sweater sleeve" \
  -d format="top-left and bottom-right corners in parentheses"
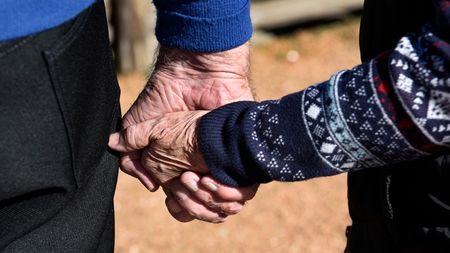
top-left (153, 0), bottom-right (252, 52)
top-left (198, 3), bottom-right (450, 187)
top-left (0, 0), bottom-right (95, 41)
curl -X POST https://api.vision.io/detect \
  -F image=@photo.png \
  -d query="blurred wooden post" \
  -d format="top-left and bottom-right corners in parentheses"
top-left (110, 0), bottom-right (158, 73)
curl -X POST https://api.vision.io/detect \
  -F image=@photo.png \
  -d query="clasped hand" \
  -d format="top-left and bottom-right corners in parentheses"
top-left (109, 111), bottom-right (208, 185)
top-left (109, 44), bottom-right (258, 223)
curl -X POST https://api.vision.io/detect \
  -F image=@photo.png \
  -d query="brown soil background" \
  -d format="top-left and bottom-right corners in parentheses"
top-left (115, 17), bottom-right (361, 253)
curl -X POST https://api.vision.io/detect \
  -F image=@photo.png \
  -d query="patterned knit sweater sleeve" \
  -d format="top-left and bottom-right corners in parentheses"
top-left (198, 3), bottom-right (450, 187)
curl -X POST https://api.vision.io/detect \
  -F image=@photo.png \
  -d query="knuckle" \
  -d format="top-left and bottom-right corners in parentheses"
top-left (120, 159), bottom-right (130, 169)
top-left (124, 126), bottom-right (137, 147)
top-left (119, 165), bottom-right (134, 175)
top-left (186, 207), bottom-right (202, 218)
top-left (213, 214), bottom-right (228, 224)
top-left (199, 193), bottom-right (215, 207)
top-left (205, 199), bottom-right (217, 209)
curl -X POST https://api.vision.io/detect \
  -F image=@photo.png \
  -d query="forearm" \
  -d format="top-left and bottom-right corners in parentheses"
top-left (198, 23), bottom-right (450, 187)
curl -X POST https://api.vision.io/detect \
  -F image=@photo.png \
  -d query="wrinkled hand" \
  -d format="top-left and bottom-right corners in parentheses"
top-left (120, 44), bottom-right (253, 191)
top-left (109, 111), bottom-right (258, 223)
top-left (164, 172), bottom-right (258, 223)
top-left (113, 43), bottom-right (259, 223)
top-left (109, 111), bottom-right (208, 184)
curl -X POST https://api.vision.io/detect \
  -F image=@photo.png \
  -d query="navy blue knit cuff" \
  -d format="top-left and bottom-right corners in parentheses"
top-left (198, 101), bottom-right (268, 187)
top-left (154, 0), bottom-right (252, 52)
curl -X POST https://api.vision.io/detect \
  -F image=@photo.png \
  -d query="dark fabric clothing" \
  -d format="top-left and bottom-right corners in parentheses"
top-left (195, 0), bottom-right (450, 252)
top-left (0, 0), bottom-right (95, 42)
top-left (0, 1), bottom-right (120, 252)
top-left (346, 0), bottom-right (450, 252)
top-left (198, 0), bottom-right (450, 186)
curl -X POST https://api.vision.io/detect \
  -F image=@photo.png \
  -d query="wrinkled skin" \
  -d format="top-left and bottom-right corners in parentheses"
top-left (111, 43), bottom-right (259, 223)
top-left (110, 111), bottom-right (209, 184)
top-left (110, 111), bottom-right (260, 223)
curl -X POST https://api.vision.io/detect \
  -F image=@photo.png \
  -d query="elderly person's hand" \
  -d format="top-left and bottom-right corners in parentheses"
top-left (109, 111), bottom-right (258, 222)
top-left (114, 42), bottom-right (259, 223)
top-left (120, 43), bottom-right (253, 191)
top-left (110, 111), bottom-right (208, 184)
top-left (164, 172), bottom-right (258, 223)
top-left (119, 43), bottom-right (252, 191)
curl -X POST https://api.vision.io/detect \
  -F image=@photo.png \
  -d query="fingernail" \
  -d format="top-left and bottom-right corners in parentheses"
top-left (175, 191), bottom-right (189, 201)
top-left (228, 204), bottom-right (243, 214)
top-left (147, 184), bottom-right (158, 192)
top-left (185, 180), bottom-right (199, 192)
top-left (108, 133), bottom-right (120, 147)
top-left (142, 178), bottom-right (158, 192)
top-left (204, 182), bottom-right (218, 192)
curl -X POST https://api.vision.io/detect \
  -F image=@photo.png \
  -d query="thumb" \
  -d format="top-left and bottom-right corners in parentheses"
top-left (108, 121), bottom-right (157, 152)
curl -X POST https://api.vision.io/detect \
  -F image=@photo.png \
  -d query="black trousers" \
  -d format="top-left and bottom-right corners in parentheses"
top-left (0, 2), bottom-right (120, 252)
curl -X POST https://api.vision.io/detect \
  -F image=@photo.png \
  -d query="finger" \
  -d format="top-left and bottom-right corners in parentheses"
top-left (108, 120), bottom-right (158, 152)
top-left (180, 172), bottom-right (243, 215)
top-left (118, 151), bottom-right (141, 176)
top-left (165, 196), bottom-right (195, 223)
top-left (120, 151), bottom-right (159, 192)
top-left (200, 175), bottom-right (259, 202)
top-left (168, 179), bottom-right (227, 223)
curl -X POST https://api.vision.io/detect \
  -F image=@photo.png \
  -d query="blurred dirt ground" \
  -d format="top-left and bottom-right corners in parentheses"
top-left (115, 17), bottom-right (361, 253)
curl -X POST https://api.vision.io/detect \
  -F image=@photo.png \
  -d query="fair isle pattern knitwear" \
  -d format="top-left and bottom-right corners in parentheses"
top-left (198, 1), bottom-right (450, 187)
